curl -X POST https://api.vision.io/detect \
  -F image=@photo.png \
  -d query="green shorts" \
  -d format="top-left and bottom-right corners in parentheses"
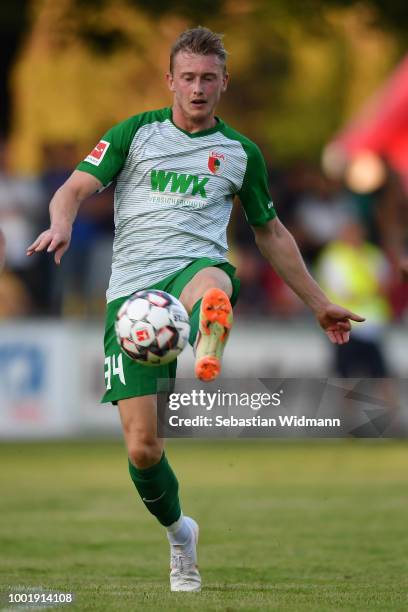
top-left (102, 258), bottom-right (240, 404)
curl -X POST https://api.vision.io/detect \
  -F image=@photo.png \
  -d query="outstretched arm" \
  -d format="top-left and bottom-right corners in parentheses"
top-left (27, 170), bottom-right (102, 265)
top-left (253, 218), bottom-right (365, 344)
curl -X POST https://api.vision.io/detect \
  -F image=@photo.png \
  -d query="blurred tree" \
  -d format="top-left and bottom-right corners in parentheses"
top-left (73, 0), bottom-right (226, 34)
top-left (326, 0), bottom-right (408, 42)
top-left (218, 0), bottom-right (404, 161)
top-left (7, 0), bottom-right (407, 171)
top-left (0, 1), bottom-right (30, 136)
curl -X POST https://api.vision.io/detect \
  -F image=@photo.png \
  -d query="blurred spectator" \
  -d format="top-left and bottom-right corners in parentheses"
top-left (0, 267), bottom-right (31, 318)
top-left (54, 183), bottom-right (114, 317)
top-left (261, 265), bottom-right (305, 318)
top-left (271, 161), bottom-right (315, 232)
top-left (316, 216), bottom-right (392, 377)
top-left (37, 142), bottom-right (79, 314)
top-left (0, 139), bottom-right (44, 311)
top-left (294, 168), bottom-right (355, 266)
top-left (231, 245), bottom-right (268, 315)
top-left (345, 155), bottom-right (407, 254)
top-left (37, 142), bottom-right (114, 317)
top-left (0, 218), bottom-right (31, 318)
top-left (341, 154), bottom-right (408, 319)
top-left (230, 196), bottom-right (306, 317)
top-left (41, 143), bottom-right (78, 198)
top-left (0, 227), bottom-right (5, 273)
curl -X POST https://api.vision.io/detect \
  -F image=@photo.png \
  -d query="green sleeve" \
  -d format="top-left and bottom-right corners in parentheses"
top-left (76, 116), bottom-right (138, 186)
top-left (237, 142), bottom-right (277, 226)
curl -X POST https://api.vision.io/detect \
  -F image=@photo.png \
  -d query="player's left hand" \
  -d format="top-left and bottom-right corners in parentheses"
top-left (315, 303), bottom-right (365, 344)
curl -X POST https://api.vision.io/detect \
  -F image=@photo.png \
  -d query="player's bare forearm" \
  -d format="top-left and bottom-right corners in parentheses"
top-left (253, 218), bottom-right (365, 344)
top-left (49, 170), bottom-right (102, 227)
top-left (253, 218), bottom-right (329, 314)
top-left (27, 170), bottom-right (102, 264)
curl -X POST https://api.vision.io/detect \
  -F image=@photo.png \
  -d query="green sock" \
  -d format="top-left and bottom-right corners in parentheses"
top-left (128, 452), bottom-right (181, 527)
top-left (189, 299), bottom-right (201, 346)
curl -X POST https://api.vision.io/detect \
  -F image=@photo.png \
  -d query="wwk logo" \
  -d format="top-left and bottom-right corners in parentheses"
top-left (150, 170), bottom-right (209, 198)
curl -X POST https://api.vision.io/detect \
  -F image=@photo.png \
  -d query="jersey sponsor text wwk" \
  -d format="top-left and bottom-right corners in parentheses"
top-left (150, 170), bottom-right (209, 198)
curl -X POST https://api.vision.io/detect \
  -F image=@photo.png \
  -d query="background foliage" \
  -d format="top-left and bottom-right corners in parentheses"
top-left (3, 0), bottom-right (406, 171)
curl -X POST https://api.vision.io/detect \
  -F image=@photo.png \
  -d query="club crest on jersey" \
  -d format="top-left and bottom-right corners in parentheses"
top-left (84, 140), bottom-right (110, 166)
top-left (208, 151), bottom-right (225, 174)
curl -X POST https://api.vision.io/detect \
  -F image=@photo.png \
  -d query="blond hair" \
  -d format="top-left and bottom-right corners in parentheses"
top-left (170, 27), bottom-right (227, 73)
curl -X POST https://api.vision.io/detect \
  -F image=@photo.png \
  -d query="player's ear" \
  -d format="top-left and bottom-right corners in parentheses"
top-left (166, 72), bottom-right (175, 92)
top-left (221, 71), bottom-right (229, 93)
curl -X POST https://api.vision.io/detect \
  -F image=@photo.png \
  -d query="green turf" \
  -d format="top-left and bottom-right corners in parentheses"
top-left (0, 440), bottom-right (407, 611)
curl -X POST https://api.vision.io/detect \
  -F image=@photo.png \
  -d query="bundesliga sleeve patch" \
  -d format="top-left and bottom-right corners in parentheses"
top-left (84, 140), bottom-right (110, 166)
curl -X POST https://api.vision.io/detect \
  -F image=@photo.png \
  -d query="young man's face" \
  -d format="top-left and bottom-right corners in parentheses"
top-left (167, 52), bottom-right (228, 126)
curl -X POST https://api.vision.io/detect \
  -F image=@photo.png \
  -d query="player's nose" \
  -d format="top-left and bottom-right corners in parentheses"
top-left (192, 78), bottom-right (204, 95)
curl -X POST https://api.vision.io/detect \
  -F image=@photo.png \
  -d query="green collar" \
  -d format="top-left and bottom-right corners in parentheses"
top-left (167, 107), bottom-right (224, 138)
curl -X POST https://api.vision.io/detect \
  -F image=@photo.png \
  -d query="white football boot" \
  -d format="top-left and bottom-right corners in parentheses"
top-left (168, 516), bottom-right (201, 592)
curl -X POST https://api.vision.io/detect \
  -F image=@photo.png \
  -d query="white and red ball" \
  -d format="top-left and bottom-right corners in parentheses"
top-left (115, 290), bottom-right (190, 366)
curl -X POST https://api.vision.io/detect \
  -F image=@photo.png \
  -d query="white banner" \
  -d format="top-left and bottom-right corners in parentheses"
top-left (0, 320), bottom-right (406, 439)
top-left (0, 322), bottom-right (76, 438)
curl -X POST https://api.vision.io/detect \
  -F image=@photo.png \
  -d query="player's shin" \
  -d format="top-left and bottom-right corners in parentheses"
top-left (128, 452), bottom-right (181, 526)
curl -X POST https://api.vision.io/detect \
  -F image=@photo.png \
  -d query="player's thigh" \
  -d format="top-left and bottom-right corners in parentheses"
top-left (179, 266), bottom-right (232, 313)
top-left (118, 395), bottom-right (164, 467)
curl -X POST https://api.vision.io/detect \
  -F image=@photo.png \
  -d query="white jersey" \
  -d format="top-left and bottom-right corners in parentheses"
top-left (77, 107), bottom-right (276, 302)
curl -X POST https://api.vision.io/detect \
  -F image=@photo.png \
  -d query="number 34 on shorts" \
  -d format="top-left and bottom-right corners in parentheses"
top-left (104, 354), bottom-right (126, 390)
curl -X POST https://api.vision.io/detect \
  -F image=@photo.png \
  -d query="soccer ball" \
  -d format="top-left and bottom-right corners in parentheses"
top-left (115, 290), bottom-right (190, 366)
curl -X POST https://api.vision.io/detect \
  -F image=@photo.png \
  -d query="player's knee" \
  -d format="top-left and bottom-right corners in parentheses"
top-left (128, 440), bottom-right (163, 469)
top-left (181, 267), bottom-right (232, 312)
top-left (200, 268), bottom-right (232, 296)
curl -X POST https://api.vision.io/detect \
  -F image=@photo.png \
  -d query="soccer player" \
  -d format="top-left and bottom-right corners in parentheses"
top-left (27, 27), bottom-right (364, 592)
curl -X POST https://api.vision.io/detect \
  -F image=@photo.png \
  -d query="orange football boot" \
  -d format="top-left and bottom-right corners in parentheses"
top-left (195, 288), bottom-right (233, 382)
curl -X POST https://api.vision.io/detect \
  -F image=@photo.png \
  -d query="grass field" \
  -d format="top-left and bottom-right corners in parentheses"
top-left (0, 440), bottom-right (407, 611)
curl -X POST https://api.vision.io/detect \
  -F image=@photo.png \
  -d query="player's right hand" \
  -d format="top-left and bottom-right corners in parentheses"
top-left (27, 225), bottom-right (72, 265)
